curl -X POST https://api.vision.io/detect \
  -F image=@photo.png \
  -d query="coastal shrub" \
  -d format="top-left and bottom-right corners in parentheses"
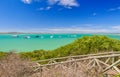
top-left (19, 36), bottom-right (120, 60)
top-left (0, 52), bottom-right (103, 77)
top-left (20, 50), bottom-right (46, 60)
top-left (0, 52), bottom-right (35, 77)
top-left (114, 74), bottom-right (120, 77)
top-left (31, 62), bottom-right (102, 77)
top-left (1, 36), bottom-right (120, 77)
top-left (51, 36), bottom-right (120, 56)
top-left (0, 52), bottom-right (6, 59)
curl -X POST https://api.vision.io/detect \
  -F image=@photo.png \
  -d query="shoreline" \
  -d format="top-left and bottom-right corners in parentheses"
top-left (0, 34), bottom-right (120, 52)
top-left (0, 32), bottom-right (120, 34)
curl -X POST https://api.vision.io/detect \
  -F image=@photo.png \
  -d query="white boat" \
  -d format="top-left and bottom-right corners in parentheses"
top-left (50, 35), bottom-right (53, 38)
top-left (12, 35), bottom-right (18, 38)
top-left (24, 36), bottom-right (30, 39)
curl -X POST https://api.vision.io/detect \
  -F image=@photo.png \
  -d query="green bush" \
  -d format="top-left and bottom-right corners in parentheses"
top-left (19, 36), bottom-right (120, 60)
top-left (114, 74), bottom-right (120, 77)
top-left (0, 52), bottom-right (6, 59)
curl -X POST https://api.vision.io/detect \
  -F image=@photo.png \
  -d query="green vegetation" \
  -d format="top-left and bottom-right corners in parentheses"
top-left (1, 35), bottom-right (120, 60)
top-left (114, 74), bottom-right (120, 77)
top-left (0, 52), bottom-right (6, 59)
top-left (19, 35), bottom-right (120, 61)
top-left (1, 35), bottom-right (120, 77)
top-left (0, 52), bottom-right (102, 77)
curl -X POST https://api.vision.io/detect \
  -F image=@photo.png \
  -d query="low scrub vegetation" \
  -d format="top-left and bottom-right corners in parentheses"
top-left (0, 52), bottom-right (35, 77)
top-left (114, 75), bottom-right (120, 77)
top-left (20, 36), bottom-right (120, 61)
top-left (0, 52), bottom-right (103, 77)
top-left (0, 35), bottom-right (120, 77)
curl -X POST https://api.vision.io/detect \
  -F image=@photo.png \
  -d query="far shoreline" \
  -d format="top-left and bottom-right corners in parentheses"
top-left (0, 32), bottom-right (120, 35)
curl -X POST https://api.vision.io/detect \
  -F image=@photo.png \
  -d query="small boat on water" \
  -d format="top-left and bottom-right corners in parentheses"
top-left (24, 36), bottom-right (31, 39)
top-left (35, 35), bottom-right (39, 38)
top-left (50, 35), bottom-right (53, 38)
top-left (12, 35), bottom-right (19, 38)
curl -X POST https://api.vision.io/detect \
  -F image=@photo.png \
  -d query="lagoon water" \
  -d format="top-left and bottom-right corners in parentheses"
top-left (0, 34), bottom-right (120, 52)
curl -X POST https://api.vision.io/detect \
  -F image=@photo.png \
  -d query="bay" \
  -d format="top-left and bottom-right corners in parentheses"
top-left (0, 33), bottom-right (120, 52)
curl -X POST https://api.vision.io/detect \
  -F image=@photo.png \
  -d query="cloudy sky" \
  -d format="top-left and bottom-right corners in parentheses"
top-left (0, 0), bottom-right (120, 33)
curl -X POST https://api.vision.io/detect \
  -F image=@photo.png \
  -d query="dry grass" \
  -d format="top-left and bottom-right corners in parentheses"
top-left (32, 62), bottom-right (102, 77)
top-left (0, 52), bottom-right (102, 77)
top-left (0, 52), bottom-right (35, 77)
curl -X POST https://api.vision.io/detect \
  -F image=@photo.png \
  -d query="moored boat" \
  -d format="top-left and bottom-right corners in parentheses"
top-left (12, 35), bottom-right (19, 38)
top-left (24, 36), bottom-right (30, 39)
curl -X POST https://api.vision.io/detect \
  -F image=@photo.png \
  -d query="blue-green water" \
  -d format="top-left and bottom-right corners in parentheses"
top-left (0, 34), bottom-right (120, 52)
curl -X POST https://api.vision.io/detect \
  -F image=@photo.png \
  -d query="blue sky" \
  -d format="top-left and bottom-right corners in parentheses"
top-left (0, 0), bottom-right (120, 33)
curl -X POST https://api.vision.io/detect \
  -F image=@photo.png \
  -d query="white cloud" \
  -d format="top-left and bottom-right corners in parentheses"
top-left (21, 0), bottom-right (32, 4)
top-left (14, 24), bottom-right (120, 33)
top-left (38, 7), bottom-right (44, 11)
top-left (46, 6), bottom-right (52, 10)
top-left (28, 24), bottom-right (113, 33)
top-left (37, 6), bottom-right (52, 11)
top-left (46, 28), bottom-right (109, 33)
top-left (48, 0), bottom-right (59, 5)
top-left (21, 0), bottom-right (79, 9)
top-left (45, 25), bottom-right (120, 33)
top-left (108, 8), bottom-right (116, 12)
top-left (108, 6), bottom-right (120, 12)
top-left (48, 0), bottom-right (79, 9)
top-left (59, 0), bottom-right (79, 7)
top-left (112, 25), bottom-right (120, 30)
top-left (117, 7), bottom-right (120, 10)
top-left (93, 13), bottom-right (97, 16)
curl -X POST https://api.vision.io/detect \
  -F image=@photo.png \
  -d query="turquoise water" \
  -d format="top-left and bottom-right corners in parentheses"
top-left (0, 34), bottom-right (120, 52)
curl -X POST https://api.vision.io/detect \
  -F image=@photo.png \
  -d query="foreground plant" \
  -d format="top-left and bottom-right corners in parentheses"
top-left (0, 52), bottom-right (35, 77)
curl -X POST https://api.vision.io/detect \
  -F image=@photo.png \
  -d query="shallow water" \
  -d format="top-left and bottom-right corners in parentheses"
top-left (0, 33), bottom-right (120, 52)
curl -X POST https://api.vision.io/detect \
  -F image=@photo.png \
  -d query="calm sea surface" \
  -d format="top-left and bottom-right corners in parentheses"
top-left (0, 34), bottom-right (120, 52)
